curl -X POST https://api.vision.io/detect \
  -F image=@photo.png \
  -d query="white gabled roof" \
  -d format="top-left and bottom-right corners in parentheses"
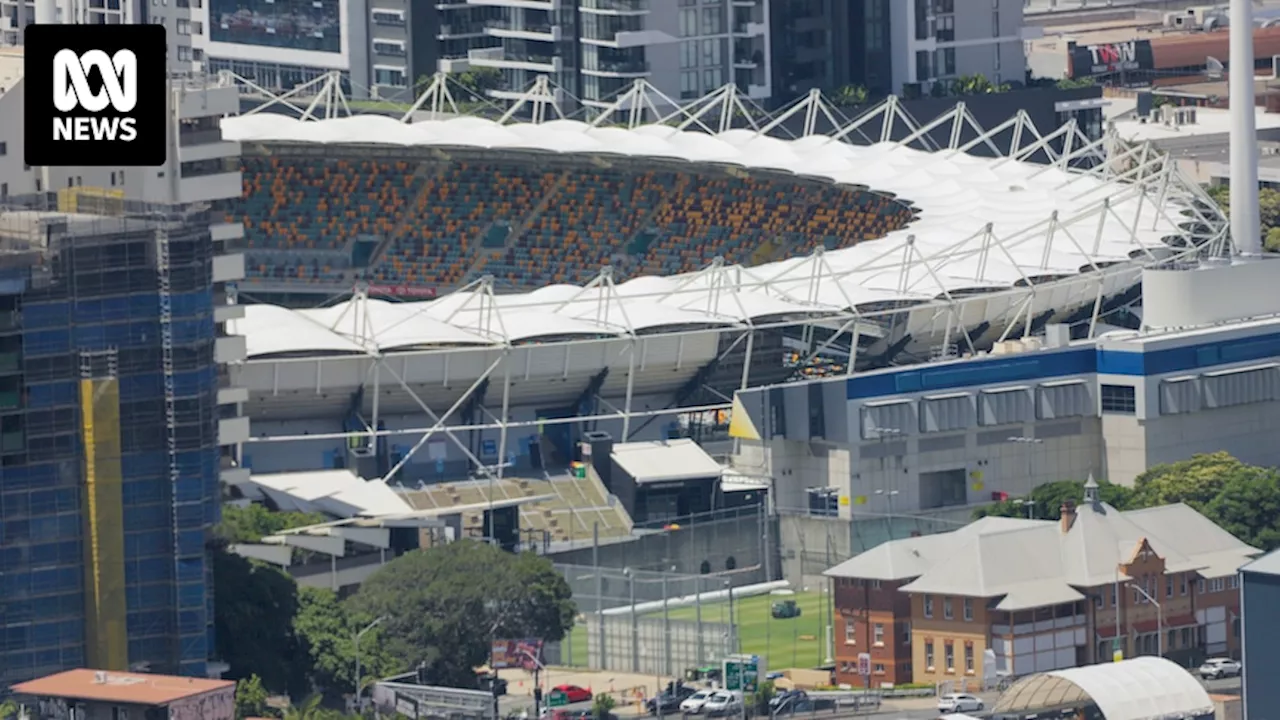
top-left (221, 100), bottom-right (1203, 358)
top-left (247, 469), bottom-right (415, 517)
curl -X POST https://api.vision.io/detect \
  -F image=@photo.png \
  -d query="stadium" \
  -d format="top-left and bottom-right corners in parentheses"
top-left (218, 83), bottom-right (1226, 567)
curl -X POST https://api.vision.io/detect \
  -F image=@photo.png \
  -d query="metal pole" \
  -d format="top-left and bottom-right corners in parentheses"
top-left (695, 575), bottom-right (704, 664)
top-left (354, 633), bottom-right (361, 707)
top-left (727, 582), bottom-right (737, 653)
top-left (1231, 0), bottom-right (1261, 255)
top-left (594, 523), bottom-right (604, 669)
top-left (630, 571), bottom-right (639, 673)
top-left (663, 574), bottom-right (671, 678)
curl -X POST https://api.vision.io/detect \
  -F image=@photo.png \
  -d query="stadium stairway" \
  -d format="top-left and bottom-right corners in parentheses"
top-left (464, 170), bottom-right (574, 286)
top-left (398, 470), bottom-right (633, 545)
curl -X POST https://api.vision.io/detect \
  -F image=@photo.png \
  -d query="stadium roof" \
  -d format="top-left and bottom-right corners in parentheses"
top-left (223, 93), bottom-right (1219, 356)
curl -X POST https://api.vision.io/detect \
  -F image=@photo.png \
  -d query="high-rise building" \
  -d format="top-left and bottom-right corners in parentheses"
top-left (0, 61), bottom-right (246, 684)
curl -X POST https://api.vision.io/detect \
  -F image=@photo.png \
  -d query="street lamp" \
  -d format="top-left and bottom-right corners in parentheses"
top-left (1129, 582), bottom-right (1164, 658)
top-left (875, 489), bottom-right (900, 541)
top-left (1006, 436), bottom-right (1043, 494)
top-left (354, 614), bottom-right (388, 707)
top-left (1020, 499), bottom-right (1036, 520)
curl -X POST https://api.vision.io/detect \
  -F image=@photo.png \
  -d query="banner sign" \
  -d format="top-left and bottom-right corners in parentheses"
top-left (365, 284), bottom-right (438, 298)
top-left (491, 638), bottom-right (544, 670)
top-left (1068, 40), bottom-right (1153, 77)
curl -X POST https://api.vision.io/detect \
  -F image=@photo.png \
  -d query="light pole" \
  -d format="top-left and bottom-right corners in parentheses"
top-left (1130, 581), bottom-right (1164, 658)
top-left (875, 488), bottom-right (900, 539)
top-left (625, 567), bottom-right (639, 672)
top-left (354, 614), bottom-right (388, 708)
top-left (1006, 436), bottom-right (1043, 494)
top-left (724, 579), bottom-right (738, 654)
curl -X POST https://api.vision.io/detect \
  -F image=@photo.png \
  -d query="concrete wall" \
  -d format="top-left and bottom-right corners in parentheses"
top-left (550, 509), bottom-right (767, 578)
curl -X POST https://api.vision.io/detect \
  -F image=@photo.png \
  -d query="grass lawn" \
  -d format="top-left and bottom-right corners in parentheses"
top-left (660, 590), bottom-right (830, 670)
top-left (559, 591), bottom-right (832, 671)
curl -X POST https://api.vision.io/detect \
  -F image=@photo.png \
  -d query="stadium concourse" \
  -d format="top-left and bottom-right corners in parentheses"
top-left (220, 81), bottom-right (1227, 549)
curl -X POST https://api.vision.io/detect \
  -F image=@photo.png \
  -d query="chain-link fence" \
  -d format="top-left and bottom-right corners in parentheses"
top-left (557, 563), bottom-right (766, 613)
top-left (579, 614), bottom-right (736, 675)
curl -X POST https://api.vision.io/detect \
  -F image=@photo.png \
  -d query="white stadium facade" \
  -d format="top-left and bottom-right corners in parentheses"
top-left (218, 84), bottom-right (1254, 568)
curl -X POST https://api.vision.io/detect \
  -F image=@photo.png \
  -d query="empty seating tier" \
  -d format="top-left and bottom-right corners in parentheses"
top-left (235, 152), bottom-right (915, 290)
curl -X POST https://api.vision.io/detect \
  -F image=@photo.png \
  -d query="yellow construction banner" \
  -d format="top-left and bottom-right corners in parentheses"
top-left (727, 395), bottom-right (761, 441)
top-left (80, 377), bottom-right (128, 671)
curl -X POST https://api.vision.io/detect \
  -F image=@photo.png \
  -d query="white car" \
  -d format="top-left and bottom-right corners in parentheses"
top-left (1199, 657), bottom-right (1243, 679)
top-left (680, 691), bottom-right (714, 714)
top-left (937, 693), bottom-right (984, 713)
top-left (701, 691), bottom-right (741, 717)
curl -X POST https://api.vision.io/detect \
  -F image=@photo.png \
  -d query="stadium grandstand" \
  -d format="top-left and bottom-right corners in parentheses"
top-left (218, 77), bottom-right (1227, 572)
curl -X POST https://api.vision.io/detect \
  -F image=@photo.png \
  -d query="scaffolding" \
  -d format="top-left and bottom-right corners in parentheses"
top-left (79, 349), bottom-right (128, 671)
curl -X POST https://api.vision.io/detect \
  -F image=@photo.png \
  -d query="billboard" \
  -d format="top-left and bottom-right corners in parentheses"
top-left (210, 0), bottom-right (342, 53)
top-left (1068, 40), bottom-right (1154, 78)
top-left (491, 638), bottom-right (544, 670)
top-left (366, 284), bottom-right (438, 299)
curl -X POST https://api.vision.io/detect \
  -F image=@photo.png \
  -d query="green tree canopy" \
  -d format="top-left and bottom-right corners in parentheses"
top-left (973, 452), bottom-right (1280, 552)
top-left (235, 674), bottom-right (272, 720)
top-left (349, 540), bottom-right (576, 687)
top-left (218, 503), bottom-right (329, 543)
top-left (213, 548), bottom-right (308, 695)
top-left (293, 586), bottom-right (402, 699)
top-left (1206, 185), bottom-right (1280, 252)
top-left (972, 478), bottom-right (1134, 521)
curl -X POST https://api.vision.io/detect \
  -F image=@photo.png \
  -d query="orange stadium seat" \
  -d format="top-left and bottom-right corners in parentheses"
top-left (235, 154), bottom-right (914, 290)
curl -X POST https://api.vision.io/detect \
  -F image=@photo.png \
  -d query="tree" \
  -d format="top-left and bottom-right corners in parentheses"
top-left (592, 693), bottom-right (617, 720)
top-left (213, 547), bottom-right (308, 695)
top-left (451, 67), bottom-right (502, 98)
top-left (0, 700), bottom-right (19, 720)
top-left (1055, 77), bottom-right (1097, 90)
top-left (1206, 184), bottom-right (1280, 252)
top-left (218, 503), bottom-right (329, 543)
top-left (972, 478), bottom-right (1135, 521)
top-left (830, 85), bottom-right (868, 107)
top-left (293, 586), bottom-right (402, 700)
top-left (1204, 469), bottom-right (1280, 551)
top-left (235, 674), bottom-right (273, 720)
top-left (349, 541), bottom-right (576, 688)
top-left (949, 74), bottom-right (1011, 96)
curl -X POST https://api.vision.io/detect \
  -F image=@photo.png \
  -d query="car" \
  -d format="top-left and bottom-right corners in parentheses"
top-left (680, 690), bottom-right (715, 714)
top-left (769, 690), bottom-right (813, 716)
top-left (701, 691), bottom-right (742, 717)
top-left (1199, 658), bottom-right (1243, 679)
top-left (552, 685), bottom-right (593, 704)
top-left (646, 685), bottom-right (697, 714)
top-left (937, 693), bottom-right (984, 713)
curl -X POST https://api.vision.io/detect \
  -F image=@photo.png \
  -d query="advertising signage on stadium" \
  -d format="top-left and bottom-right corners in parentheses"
top-left (211, 0), bottom-right (342, 53)
top-left (366, 284), bottom-right (438, 299)
top-left (1068, 40), bottom-right (1153, 78)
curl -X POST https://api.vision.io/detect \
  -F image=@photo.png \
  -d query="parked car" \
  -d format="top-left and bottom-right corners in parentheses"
top-left (552, 685), bottom-right (593, 704)
top-left (769, 690), bottom-right (813, 716)
top-left (646, 685), bottom-right (697, 715)
top-left (1199, 658), bottom-right (1243, 679)
top-left (702, 691), bottom-right (742, 717)
top-left (680, 690), bottom-right (716, 714)
top-left (937, 693), bottom-right (984, 713)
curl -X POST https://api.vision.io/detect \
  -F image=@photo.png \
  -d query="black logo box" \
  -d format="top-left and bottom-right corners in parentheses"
top-left (24, 24), bottom-right (168, 168)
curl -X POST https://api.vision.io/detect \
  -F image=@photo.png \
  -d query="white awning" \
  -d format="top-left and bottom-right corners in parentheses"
top-left (612, 439), bottom-right (724, 484)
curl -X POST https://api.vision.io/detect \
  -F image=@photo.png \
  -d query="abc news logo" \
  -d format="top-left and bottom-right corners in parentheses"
top-left (24, 25), bottom-right (166, 167)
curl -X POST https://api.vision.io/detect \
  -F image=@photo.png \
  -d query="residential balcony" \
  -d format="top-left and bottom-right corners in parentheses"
top-left (485, 20), bottom-right (561, 42)
top-left (468, 46), bottom-right (561, 73)
top-left (437, 23), bottom-right (488, 39)
top-left (579, 0), bottom-right (647, 14)
top-left (466, 0), bottom-right (556, 11)
top-left (582, 60), bottom-right (650, 77)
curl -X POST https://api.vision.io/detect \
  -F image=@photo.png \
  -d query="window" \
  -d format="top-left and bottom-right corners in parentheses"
top-left (1199, 578), bottom-right (1206, 594)
top-left (943, 597), bottom-right (954, 620)
top-left (1208, 577), bottom-right (1226, 593)
top-left (373, 67), bottom-right (406, 87)
top-left (944, 642), bottom-right (955, 671)
top-left (1094, 592), bottom-right (1104, 609)
top-left (679, 70), bottom-right (698, 99)
top-left (925, 640), bottom-right (935, 670)
top-left (873, 623), bottom-right (884, 645)
top-left (0, 141), bottom-right (7, 156)
top-left (964, 643), bottom-right (974, 673)
top-left (871, 579), bottom-right (881, 590)
top-left (963, 598), bottom-right (973, 621)
top-left (902, 623), bottom-right (911, 644)
top-left (923, 594), bottom-right (933, 618)
top-left (679, 8), bottom-right (697, 36)
top-left (844, 621), bottom-right (855, 644)
top-left (373, 40), bottom-right (405, 56)
top-left (1180, 573), bottom-right (1188, 596)
top-left (1101, 384), bottom-right (1137, 414)
top-left (873, 663), bottom-right (885, 674)
top-left (680, 41), bottom-right (697, 69)
top-left (1181, 627), bottom-right (1191, 647)
top-left (1229, 575), bottom-right (1240, 590)
top-left (701, 7), bottom-right (722, 34)
top-left (1110, 585), bottom-right (1116, 606)
top-left (1168, 629), bottom-right (1177, 649)
top-left (1167, 574), bottom-right (1174, 598)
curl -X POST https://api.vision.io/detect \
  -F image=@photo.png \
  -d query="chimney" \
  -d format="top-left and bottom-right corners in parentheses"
top-left (1060, 500), bottom-right (1077, 534)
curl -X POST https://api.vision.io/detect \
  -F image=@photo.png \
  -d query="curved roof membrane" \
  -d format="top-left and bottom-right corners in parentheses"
top-left (223, 98), bottom-right (1221, 356)
top-left (993, 656), bottom-right (1213, 720)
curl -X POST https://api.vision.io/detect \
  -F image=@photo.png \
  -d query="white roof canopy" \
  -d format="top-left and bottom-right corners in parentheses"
top-left (611, 439), bottom-right (724, 484)
top-left (222, 95), bottom-right (1213, 358)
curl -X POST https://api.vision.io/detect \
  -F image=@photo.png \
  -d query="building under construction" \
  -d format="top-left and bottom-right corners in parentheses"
top-left (0, 192), bottom-right (243, 684)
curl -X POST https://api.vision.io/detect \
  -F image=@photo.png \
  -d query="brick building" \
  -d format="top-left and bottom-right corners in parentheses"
top-left (826, 477), bottom-right (1258, 686)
